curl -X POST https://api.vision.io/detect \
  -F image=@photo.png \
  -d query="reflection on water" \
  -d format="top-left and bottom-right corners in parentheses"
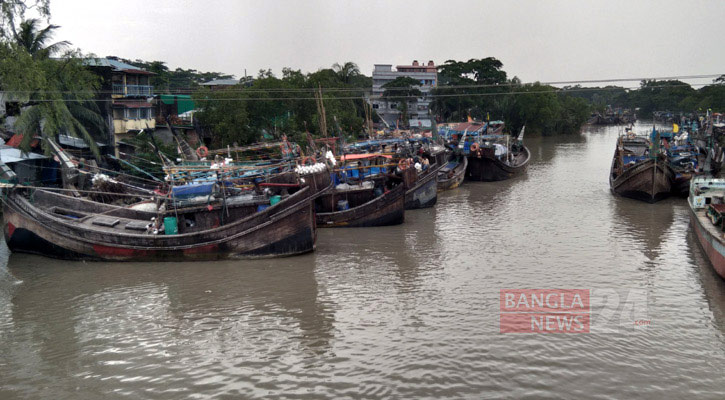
top-left (1, 122), bottom-right (725, 398)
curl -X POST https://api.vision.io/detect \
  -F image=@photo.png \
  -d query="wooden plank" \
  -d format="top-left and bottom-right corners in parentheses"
top-left (92, 217), bottom-right (120, 227)
top-left (125, 221), bottom-right (150, 231)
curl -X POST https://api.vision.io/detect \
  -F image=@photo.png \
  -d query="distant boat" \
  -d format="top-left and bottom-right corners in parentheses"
top-left (688, 177), bottom-right (725, 279)
top-left (437, 152), bottom-right (467, 192)
top-left (465, 126), bottom-right (530, 182)
top-left (609, 134), bottom-right (673, 203)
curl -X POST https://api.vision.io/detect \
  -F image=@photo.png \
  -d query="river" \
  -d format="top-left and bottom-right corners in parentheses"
top-left (1, 123), bottom-right (724, 399)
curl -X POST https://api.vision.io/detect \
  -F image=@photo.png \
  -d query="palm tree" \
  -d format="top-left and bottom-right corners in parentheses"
top-left (13, 18), bottom-right (69, 58)
top-left (0, 19), bottom-right (105, 155)
top-left (332, 62), bottom-right (360, 84)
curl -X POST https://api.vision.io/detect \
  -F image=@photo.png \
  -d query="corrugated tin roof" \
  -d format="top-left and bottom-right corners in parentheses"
top-left (58, 134), bottom-right (106, 149)
top-left (201, 79), bottom-right (239, 86)
top-left (6, 134), bottom-right (40, 148)
top-left (0, 145), bottom-right (46, 164)
top-left (84, 58), bottom-right (154, 75)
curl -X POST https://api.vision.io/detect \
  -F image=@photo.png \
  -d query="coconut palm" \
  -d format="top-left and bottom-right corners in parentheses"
top-left (332, 61), bottom-right (360, 84)
top-left (13, 18), bottom-right (69, 58)
top-left (1, 20), bottom-right (104, 155)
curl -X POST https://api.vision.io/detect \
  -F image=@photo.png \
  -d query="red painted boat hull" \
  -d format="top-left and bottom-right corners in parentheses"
top-left (690, 205), bottom-right (725, 280)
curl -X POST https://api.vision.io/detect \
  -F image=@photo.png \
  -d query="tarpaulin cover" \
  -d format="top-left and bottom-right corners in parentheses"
top-left (161, 95), bottom-right (195, 114)
top-left (171, 183), bottom-right (214, 198)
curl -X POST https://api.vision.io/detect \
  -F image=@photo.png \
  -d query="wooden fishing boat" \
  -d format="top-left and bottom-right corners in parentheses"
top-left (609, 135), bottom-right (673, 203)
top-left (465, 127), bottom-right (530, 182)
top-left (437, 153), bottom-right (467, 192)
top-left (401, 165), bottom-right (439, 209)
top-left (345, 137), bottom-right (444, 209)
top-left (667, 144), bottom-right (699, 197)
top-left (316, 153), bottom-right (405, 227)
top-left (397, 145), bottom-right (445, 209)
top-left (316, 184), bottom-right (405, 227)
top-left (688, 177), bottom-right (725, 279)
top-left (1, 166), bottom-right (331, 261)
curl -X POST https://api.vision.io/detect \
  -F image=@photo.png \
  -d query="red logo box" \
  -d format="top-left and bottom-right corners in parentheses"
top-left (500, 289), bottom-right (591, 333)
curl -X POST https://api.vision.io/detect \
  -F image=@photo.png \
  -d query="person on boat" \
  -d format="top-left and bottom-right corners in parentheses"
top-left (421, 157), bottom-right (430, 171)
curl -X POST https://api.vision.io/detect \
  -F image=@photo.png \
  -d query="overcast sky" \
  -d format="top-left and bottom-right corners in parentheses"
top-left (50, 0), bottom-right (724, 86)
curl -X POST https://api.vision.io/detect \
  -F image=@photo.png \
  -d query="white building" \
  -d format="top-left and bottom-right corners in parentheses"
top-left (371, 60), bottom-right (438, 129)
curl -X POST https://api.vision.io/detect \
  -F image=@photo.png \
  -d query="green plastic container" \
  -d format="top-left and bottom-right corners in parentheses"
top-left (163, 217), bottom-right (179, 235)
top-left (270, 195), bottom-right (282, 206)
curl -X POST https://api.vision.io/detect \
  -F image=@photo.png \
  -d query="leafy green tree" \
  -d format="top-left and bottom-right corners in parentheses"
top-left (192, 62), bottom-right (371, 147)
top-left (1, 5), bottom-right (106, 154)
top-left (382, 76), bottom-right (422, 127)
top-left (0, 45), bottom-right (105, 153)
top-left (192, 86), bottom-right (253, 147)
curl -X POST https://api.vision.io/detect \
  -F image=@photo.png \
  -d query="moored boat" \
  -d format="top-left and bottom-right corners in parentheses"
top-left (316, 184), bottom-right (405, 227)
top-left (688, 177), bottom-right (725, 279)
top-left (609, 134), bottom-right (674, 203)
top-left (1, 165), bottom-right (330, 261)
top-left (315, 153), bottom-right (405, 227)
top-left (396, 143), bottom-right (445, 209)
top-left (667, 143), bottom-right (699, 197)
top-left (464, 126), bottom-right (530, 182)
top-left (437, 152), bottom-right (467, 192)
top-left (345, 137), bottom-right (444, 209)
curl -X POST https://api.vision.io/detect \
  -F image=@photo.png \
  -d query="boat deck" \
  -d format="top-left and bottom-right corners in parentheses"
top-left (693, 203), bottom-right (725, 240)
top-left (41, 194), bottom-right (282, 237)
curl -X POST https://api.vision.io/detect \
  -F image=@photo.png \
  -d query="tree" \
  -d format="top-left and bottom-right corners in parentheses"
top-left (0, 45), bottom-right (105, 153)
top-left (0, 0), bottom-right (50, 39)
top-left (192, 87), bottom-right (252, 147)
top-left (382, 76), bottom-right (422, 127)
top-left (13, 18), bottom-right (67, 57)
top-left (1, 10), bottom-right (105, 154)
top-left (332, 61), bottom-right (360, 84)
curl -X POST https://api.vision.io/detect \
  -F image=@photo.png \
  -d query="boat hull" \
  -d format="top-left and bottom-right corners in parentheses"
top-left (689, 202), bottom-right (725, 279)
top-left (405, 167), bottom-right (439, 209)
top-left (672, 172), bottom-right (693, 198)
top-left (437, 156), bottom-right (467, 192)
top-left (610, 158), bottom-right (673, 203)
top-left (3, 187), bottom-right (318, 261)
top-left (316, 184), bottom-right (405, 228)
top-left (465, 146), bottom-right (530, 182)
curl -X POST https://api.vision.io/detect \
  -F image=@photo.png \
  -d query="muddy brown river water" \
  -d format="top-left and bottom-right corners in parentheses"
top-left (1, 123), bottom-right (724, 399)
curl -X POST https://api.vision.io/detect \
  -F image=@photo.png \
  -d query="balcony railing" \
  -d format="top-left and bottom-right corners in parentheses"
top-left (112, 84), bottom-right (153, 97)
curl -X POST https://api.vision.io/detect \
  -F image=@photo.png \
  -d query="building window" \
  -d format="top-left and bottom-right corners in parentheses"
top-left (372, 104), bottom-right (379, 109)
top-left (139, 108), bottom-right (148, 119)
top-left (125, 108), bottom-right (139, 120)
top-left (113, 109), bottom-right (124, 119)
top-left (390, 103), bottom-right (397, 109)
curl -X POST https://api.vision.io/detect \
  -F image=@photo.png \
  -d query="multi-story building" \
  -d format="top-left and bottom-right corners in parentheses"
top-left (86, 57), bottom-right (156, 156)
top-left (371, 60), bottom-right (437, 129)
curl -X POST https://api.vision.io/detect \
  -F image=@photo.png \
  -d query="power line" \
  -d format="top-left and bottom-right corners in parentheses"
top-left (8, 82), bottom-right (718, 103)
top-left (1, 74), bottom-right (722, 95)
